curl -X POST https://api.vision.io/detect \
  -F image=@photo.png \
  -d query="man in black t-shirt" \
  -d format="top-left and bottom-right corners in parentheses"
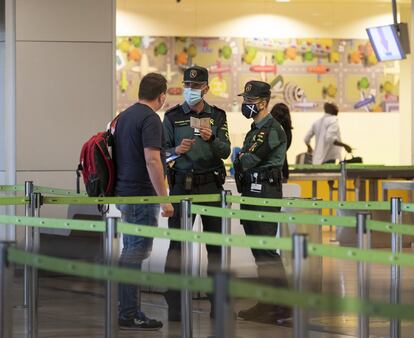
top-left (114, 73), bottom-right (174, 331)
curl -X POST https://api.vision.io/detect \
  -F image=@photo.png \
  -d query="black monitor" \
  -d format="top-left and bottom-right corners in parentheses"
top-left (366, 24), bottom-right (406, 61)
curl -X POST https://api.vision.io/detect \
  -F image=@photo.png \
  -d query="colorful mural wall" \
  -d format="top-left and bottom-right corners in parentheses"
top-left (116, 36), bottom-right (400, 113)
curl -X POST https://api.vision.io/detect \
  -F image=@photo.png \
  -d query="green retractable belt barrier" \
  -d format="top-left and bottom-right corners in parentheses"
top-left (8, 247), bottom-right (414, 321)
top-left (3, 214), bottom-right (414, 269)
top-left (0, 197), bottom-right (27, 205)
top-left (118, 222), bottom-right (292, 251)
top-left (34, 186), bottom-right (87, 196)
top-left (290, 164), bottom-right (414, 171)
top-left (228, 195), bottom-right (390, 211)
top-left (42, 194), bottom-right (221, 205)
top-left (0, 185), bottom-right (24, 192)
top-left (402, 203), bottom-right (414, 213)
top-left (192, 204), bottom-right (356, 227)
top-left (192, 205), bottom-right (414, 237)
top-left (0, 215), bottom-right (105, 232)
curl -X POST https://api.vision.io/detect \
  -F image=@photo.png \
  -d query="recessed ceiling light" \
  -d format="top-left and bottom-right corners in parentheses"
top-left (275, 0), bottom-right (291, 2)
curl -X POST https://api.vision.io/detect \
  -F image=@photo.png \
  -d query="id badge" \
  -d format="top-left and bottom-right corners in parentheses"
top-left (250, 183), bottom-right (262, 193)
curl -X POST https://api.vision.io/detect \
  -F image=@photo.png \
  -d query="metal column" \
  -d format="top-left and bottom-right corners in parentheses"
top-left (356, 212), bottom-right (370, 338)
top-left (390, 197), bottom-right (402, 338)
top-left (0, 242), bottom-right (13, 338)
top-left (213, 272), bottom-right (234, 338)
top-left (181, 199), bottom-right (193, 338)
top-left (292, 233), bottom-right (308, 338)
top-left (220, 190), bottom-right (232, 271)
top-left (339, 161), bottom-right (347, 202)
top-left (104, 217), bottom-right (119, 338)
top-left (27, 192), bottom-right (41, 338)
top-left (23, 181), bottom-right (33, 307)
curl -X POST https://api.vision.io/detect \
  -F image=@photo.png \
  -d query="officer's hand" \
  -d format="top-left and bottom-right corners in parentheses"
top-left (161, 203), bottom-right (174, 218)
top-left (344, 144), bottom-right (352, 153)
top-left (199, 127), bottom-right (213, 141)
top-left (175, 139), bottom-right (195, 155)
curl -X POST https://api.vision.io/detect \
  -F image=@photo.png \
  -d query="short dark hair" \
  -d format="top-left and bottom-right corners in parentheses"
top-left (138, 73), bottom-right (167, 101)
top-left (270, 102), bottom-right (292, 129)
top-left (324, 102), bottom-right (339, 116)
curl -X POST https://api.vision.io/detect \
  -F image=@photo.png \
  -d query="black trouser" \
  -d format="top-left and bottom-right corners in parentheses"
top-left (241, 179), bottom-right (288, 289)
top-left (164, 180), bottom-right (223, 313)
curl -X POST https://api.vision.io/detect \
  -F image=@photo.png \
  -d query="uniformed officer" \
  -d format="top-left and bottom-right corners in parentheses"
top-left (233, 80), bottom-right (291, 324)
top-left (163, 65), bottom-right (231, 321)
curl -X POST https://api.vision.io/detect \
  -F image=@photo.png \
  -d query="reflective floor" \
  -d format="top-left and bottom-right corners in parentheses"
top-left (10, 233), bottom-right (414, 338)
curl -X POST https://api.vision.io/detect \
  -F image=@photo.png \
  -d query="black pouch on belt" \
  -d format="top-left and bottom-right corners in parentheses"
top-left (268, 168), bottom-right (282, 184)
top-left (184, 172), bottom-right (193, 191)
top-left (214, 167), bottom-right (226, 187)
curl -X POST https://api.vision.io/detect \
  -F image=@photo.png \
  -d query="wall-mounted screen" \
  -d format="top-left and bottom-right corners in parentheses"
top-left (366, 24), bottom-right (406, 62)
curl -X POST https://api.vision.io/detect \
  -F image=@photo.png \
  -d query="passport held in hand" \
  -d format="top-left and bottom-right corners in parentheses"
top-left (190, 116), bottom-right (211, 129)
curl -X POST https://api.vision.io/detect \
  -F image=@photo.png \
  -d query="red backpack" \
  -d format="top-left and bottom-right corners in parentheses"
top-left (76, 117), bottom-right (119, 197)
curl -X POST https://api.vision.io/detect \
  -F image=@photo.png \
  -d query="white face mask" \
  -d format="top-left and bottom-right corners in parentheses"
top-left (183, 87), bottom-right (203, 106)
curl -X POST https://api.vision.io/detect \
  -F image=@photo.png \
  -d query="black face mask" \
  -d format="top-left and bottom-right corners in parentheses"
top-left (241, 103), bottom-right (260, 119)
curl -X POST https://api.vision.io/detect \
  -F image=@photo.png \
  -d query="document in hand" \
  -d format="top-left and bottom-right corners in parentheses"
top-left (190, 116), bottom-right (211, 129)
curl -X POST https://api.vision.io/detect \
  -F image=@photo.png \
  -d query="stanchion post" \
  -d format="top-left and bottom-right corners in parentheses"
top-left (292, 233), bottom-right (309, 338)
top-left (104, 217), bottom-right (119, 338)
top-left (181, 199), bottom-right (193, 338)
top-left (356, 212), bottom-right (370, 338)
top-left (390, 197), bottom-right (402, 338)
top-left (0, 242), bottom-right (13, 338)
top-left (24, 181), bottom-right (34, 307)
top-left (220, 190), bottom-right (232, 271)
top-left (339, 161), bottom-right (347, 202)
top-left (27, 192), bottom-right (42, 338)
top-left (213, 272), bottom-right (234, 338)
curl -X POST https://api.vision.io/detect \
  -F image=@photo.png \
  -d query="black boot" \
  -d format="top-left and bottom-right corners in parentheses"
top-left (238, 302), bottom-right (277, 320)
top-left (164, 290), bottom-right (181, 321)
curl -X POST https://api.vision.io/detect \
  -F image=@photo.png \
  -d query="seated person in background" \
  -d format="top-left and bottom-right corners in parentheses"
top-left (304, 102), bottom-right (352, 164)
top-left (270, 102), bottom-right (292, 181)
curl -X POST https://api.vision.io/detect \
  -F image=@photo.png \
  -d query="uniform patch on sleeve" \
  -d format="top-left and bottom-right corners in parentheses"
top-left (174, 120), bottom-right (190, 127)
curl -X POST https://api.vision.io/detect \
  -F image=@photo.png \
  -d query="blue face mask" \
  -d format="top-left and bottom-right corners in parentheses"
top-left (241, 103), bottom-right (260, 119)
top-left (183, 87), bottom-right (203, 106)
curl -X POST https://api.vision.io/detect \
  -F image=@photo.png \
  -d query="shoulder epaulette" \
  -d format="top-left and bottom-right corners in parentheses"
top-left (165, 104), bottom-right (181, 115)
top-left (212, 105), bottom-right (227, 114)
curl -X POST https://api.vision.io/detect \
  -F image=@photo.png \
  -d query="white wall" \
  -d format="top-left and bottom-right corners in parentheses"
top-left (0, 41), bottom-right (3, 172)
top-left (227, 112), bottom-right (402, 165)
top-left (117, 0), bottom-right (412, 165)
top-left (15, 0), bottom-right (115, 218)
top-left (117, 0), bottom-right (397, 39)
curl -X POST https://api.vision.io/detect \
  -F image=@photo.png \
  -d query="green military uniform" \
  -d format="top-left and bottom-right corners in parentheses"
top-left (163, 101), bottom-right (230, 173)
top-left (163, 66), bottom-right (231, 320)
top-left (234, 80), bottom-right (290, 323)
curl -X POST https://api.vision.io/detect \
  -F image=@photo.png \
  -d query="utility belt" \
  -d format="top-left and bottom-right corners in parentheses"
top-left (235, 167), bottom-right (282, 193)
top-left (168, 167), bottom-right (226, 191)
top-left (242, 167), bottom-right (282, 185)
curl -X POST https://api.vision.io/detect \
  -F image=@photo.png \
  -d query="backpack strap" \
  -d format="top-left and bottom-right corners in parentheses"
top-left (107, 113), bottom-right (121, 135)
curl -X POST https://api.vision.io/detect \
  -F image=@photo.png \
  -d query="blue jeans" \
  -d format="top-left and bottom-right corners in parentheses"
top-left (117, 203), bottom-right (159, 320)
